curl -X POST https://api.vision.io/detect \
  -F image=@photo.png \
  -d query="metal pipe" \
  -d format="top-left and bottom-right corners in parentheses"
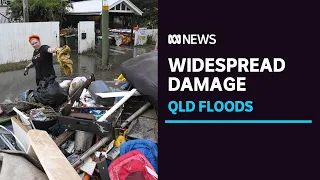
top-left (28, 118), bottom-right (36, 129)
top-left (102, 0), bottom-right (110, 66)
top-left (121, 102), bottom-right (152, 128)
top-left (97, 88), bottom-right (137, 122)
top-left (72, 136), bottom-right (111, 168)
top-left (96, 90), bottom-right (141, 98)
top-left (0, 134), bottom-right (17, 150)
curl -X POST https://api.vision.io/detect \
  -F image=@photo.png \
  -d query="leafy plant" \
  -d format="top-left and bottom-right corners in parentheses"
top-left (7, 0), bottom-right (72, 23)
top-left (60, 26), bottom-right (78, 36)
top-left (146, 35), bottom-right (154, 45)
top-left (130, 0), bottom-right (158, 29)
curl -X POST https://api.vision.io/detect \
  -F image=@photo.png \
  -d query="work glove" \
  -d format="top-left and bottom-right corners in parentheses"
top-left (24, 67), bottom-right (29, 76)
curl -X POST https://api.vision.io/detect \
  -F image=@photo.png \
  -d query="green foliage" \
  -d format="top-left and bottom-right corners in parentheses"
top-left (7, 0), bottom-right (72, 22)
top-left (0, 60), bottom-right (59, 73)
top-left (0, 60), bottom-right (29, 73)
top-left (146, 35), bottom-right (154, 45)
top-left (131, 0), bottom-right (158, 28)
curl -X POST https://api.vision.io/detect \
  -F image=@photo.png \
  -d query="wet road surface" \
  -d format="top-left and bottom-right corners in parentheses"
top-left (0, 45), bottom-right (155, 102)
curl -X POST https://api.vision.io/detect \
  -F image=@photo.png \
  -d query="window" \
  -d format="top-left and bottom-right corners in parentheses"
top-left (2, 0), bottom-right (7, 5)
top-left (1, 0), bottom-right (10, 6)
top-left (121, 3), bottom-right (126, 10)
top-left (116, 4), bottom-right (120, 10)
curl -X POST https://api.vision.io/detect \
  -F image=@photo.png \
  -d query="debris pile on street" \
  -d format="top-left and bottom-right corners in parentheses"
top-left (0, 51), bottom-right (158, 180)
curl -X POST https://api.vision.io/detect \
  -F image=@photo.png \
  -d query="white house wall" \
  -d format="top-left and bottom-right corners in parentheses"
top-left (78, 21), bottom-right (95, 54)
top-left (0, 22), bottom-right (60, 64)
top-left (0, 6), bottom-right (6, 15)
top-left (68, 0), bottom-right (143, 16)
top-left (0, 6), bottom-right (9, 23)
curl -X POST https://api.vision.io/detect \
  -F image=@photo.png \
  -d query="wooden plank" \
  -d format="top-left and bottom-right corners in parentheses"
top-left (53, 130), bottom-right (75, 147)
top-left (27, 130), bottom-right (81, 180)
top-left (11, 117), bottom-right (29, 132)
top-left (27, 145), bottom-right (40, 164)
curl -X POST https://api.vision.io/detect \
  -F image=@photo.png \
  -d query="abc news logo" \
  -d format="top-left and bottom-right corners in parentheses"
top-left (168, 34), bottom-right (216, 45)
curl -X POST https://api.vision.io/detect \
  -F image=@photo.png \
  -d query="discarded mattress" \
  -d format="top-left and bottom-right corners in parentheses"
top-left (120, 52), bottom-right (158, 108)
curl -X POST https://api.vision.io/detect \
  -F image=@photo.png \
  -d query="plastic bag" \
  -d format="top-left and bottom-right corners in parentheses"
top-left (33, 75), bottom-right (68, 108)
top-left (59, 80), bottom-right (72, 89)
top-left (69, 77), bottom-right (87, 96)
top-left (121, 52), bottom-right (158, 108)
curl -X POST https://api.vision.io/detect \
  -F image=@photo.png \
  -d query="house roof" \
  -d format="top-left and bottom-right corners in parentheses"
top-left (67, 0), bottom-right (143, 16)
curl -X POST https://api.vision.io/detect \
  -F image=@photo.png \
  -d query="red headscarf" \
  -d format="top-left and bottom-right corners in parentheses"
top-left (28, 34), bottom-right (40, 43)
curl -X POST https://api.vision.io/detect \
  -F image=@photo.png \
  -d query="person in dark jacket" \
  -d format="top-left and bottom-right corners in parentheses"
top-left (24, 34), bottom-right (60, 86)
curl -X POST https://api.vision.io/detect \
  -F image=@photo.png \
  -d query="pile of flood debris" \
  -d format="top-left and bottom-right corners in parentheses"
top-left (0, 52), bottom-right (158, 180)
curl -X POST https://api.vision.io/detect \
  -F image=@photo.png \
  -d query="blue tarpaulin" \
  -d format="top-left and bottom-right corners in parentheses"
top-left (120, 139), bottom-right (158, 173)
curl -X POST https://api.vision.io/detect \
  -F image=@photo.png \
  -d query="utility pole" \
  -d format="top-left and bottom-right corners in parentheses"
top-left (130, 18), bottom-right (134, 46)
top-left (22, 0), bottom-right (29, 22)
top-left (102, 0), bottom-right (109, 66)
